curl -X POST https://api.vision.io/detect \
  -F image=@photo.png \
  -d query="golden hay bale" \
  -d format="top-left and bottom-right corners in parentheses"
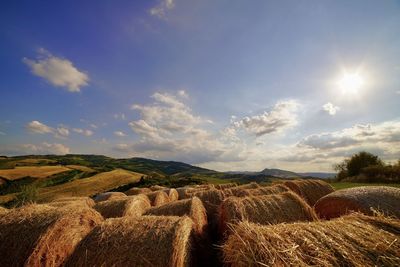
top-left (66, 216), bottom-right (193, 267)
top-left (94, 194), bottom-right (151, 219)
top-left (49, 196), bottom-right (95, 208)
top-left (150, 185), bottom-right (168, 191)
top-left (315, 186), bottom-right (400, 219)
top-left (93, 191), bottom-right (127, 203)
top-left (247, 184), bottom-right (290, 196)
top-left (0, 204), bottom-right (103, 267)
top-left (163, 188), bottom-right (179, 201)
top-left (283, 179), bottom-right (334, 206)
top-left (176, 187), bottom-right (191, 199)
top-left (222, 213), bottom-right (400, 267)
top-left (219, 191), bottom-right (317, 235)
top-left (215, 183), bottom-right (238, 190)
top-left (0, 206), bottom-right (8, 215)
top-left (145, 197), bottom-right (207, 235)
top-left (125, 187), bottom-right (152, 196)
top-left (146, 191), bottom-right (170, 206)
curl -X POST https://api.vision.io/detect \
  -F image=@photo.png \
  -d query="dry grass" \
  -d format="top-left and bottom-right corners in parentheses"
top-left (283, 179), bottom-right (334, 206)
top-left (315, 186), bottom-right (400, 219)
top-left (150, 185), bottom-right (168, 191)
top-left (93, 191), bottom-right (127, 202)
top-left (65, 165), bottom-right (96, 172)
top-left (0, 206), bottom-right (8, 215)
top-left (48, 196), bottom-right (96, 208)
top-left (36, 169), bottom-right (143, 202)
top-left (94, 194), bottom-right (151, 219)
top-left (0, 165), bottom-right (71, 180)
top-left (219, 191), bottom-right (317, 235)
top-left (66, 216), bottom-right (193, 267)
top-left (125, 187), bottom-right (152, 195)
top-left (146, 191), bottom-right (171, 206)
top-left (222, 213), bottom-right (400, 267)
top-left (0, 203), bottom-right (103, 267)
top-left (246, 184), bottom-right (290, 196)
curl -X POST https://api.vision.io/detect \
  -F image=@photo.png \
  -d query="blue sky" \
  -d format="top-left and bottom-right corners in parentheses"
top-left (1, 0), bottom-right (400, 172)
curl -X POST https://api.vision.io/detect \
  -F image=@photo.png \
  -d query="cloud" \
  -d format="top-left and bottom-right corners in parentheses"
top-left (113, 113), bottom-right (126, 120)
top-left (149, 0), bottom-right (175, 19)
top-left (23, 49), bottom-right (89, 92)
top-left (26, 120), bottom-right (93, 138)
top-left (73, 128), bottom-right (94, 136)
top-left (26, 120), bottom-right (53, 134)
top-left (114, 131), bottom-right (127, 137)
top-left (0, 142), bottom-right (70, 156)
top-left (231, 100), bottom-right (299, 137)
top-left (55, 127), bottom-right (69, 138)
top-left (322, 102), bottom-right (340, 115)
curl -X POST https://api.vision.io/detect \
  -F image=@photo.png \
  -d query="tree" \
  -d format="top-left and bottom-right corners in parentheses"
top-left (335, 151), bottom-right (383, 180)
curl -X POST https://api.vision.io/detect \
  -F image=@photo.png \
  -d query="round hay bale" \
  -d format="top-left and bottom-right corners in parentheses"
top-left (283, 179), bottom-right (334, 206)
top-left (66, 216), bottom-right (193, 267)
top-left (176, 187), bottom-right (191, 200)
top-left (0, 204), bottom-right (103, 267)
top-left (315, 186), bottom-right (400, 219)
top-left (146, 191), bottom-right (170, 206)
top-left (163, 188), bottom-right (179, 201)
top-left (49, 196), bottom-right (95, 208)
top-left (93, 191), bottom-right (127, 203)
top-left (125, 187), bottom-right (152, 196)
top-left (94, 194), bottom-right (151, 219)
top-left (246, 184), bottom-right (290, 196)
top-left (222, 213), bottom-right (400, 267)
top-left (0, 206), bottom-right (8, 215)
top-left (215, 183), bottom-right (238, 190)
top-left (145, 197), bottom-right (207, 235)
top-left (219, 191), bottom-right (317, 235)
top-left (150, 185), bottom-right (168, 191)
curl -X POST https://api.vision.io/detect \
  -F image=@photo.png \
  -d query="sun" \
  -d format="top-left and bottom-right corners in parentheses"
top-left (338, 72), bottom-right (364, 94)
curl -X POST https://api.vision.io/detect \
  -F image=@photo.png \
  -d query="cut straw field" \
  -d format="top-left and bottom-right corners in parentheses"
top-left (0, 166), bottom-right (71, 180)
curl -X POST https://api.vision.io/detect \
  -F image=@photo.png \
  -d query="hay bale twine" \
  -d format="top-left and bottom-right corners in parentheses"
top-left (146, 191), bottom-right (170, 206)
top-left (219, 191), bottom-right (317, 235)
top-left (283, 179), bottom-right (334, 206)
top-left (93, 191), bottom-right (127, 203)
top-left (150, 185), bottom-right (168, 191)
top-left (49, 196), bottom-right (95, 208)
top-left (94, 194), bottom-right (151, 219)
top-left (125, 187), bottom-right (152, 196)
top-left (215, 183), bottom-right (238, 190)
top-left (222, 213), bottom-right (400, 267)
top-left (66, 216), bottom-right (193, 267)
top-left (0, 204), bottom-right (103, 267)
top-left (145, 197), bottom-right (207, 235)
top-left (315, 186), bottom-right (400, 219)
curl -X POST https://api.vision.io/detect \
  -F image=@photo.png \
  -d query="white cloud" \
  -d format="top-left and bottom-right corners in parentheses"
top-left (0, 142), bottom-right (70, 156)
top-left (55, 127), bottom-right (69, 138)
top-left (149, 0), bottom-right (175, 19)
top-left (113, 113), bottom-right (126, 120)
top-left (27, 121), bottom-right (54, 134)
top-left (178, 90), bottom-right (188, 98)
top-left (114, 131), bottom-right (127, 137)
top-left (231, 100), bottom-right (299, 137)
top-left (322, 102), bottom-right (340, 115)
top-left (73, 128), bottom-right (94, 136)
top-left (23, 49), bottom-right (89, 92)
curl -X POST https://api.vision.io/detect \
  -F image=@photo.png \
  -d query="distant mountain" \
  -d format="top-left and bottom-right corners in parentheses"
top-left (226, 168), bottom-right (336, 179)
top-left (298, 172), bottom-right (336, 179)
top-left (259, 168), bottom-right (300, 178)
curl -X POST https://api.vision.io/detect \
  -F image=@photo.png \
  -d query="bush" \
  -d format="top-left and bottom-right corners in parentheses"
top-left (14, 184), bottom-right (38, 206)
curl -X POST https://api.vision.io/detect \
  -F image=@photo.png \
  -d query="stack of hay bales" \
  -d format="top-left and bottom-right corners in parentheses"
top-left (48, 196), bottom-right (95, 208)
top-left (0, 204), bottom-right (103, 267)
top-left (150, 185), bottom-right (167, 191)
top-left (219, 191), bottom-right (317, 235)
top-left (93, 191), bottom-right (127, 203)
top-left (66, 216), bottom-right (193, 267)
top-left (222, 213), bottom-right (400, 266)
top-left (215, 183), bottom-right (238, 190)
top-left (315, 186), bottom-right (400, 219)
top-left (175, 187), bottom-right (191, 200)
top-left (162, 188), bottom-right (179, 201)
top-left (125, 187), bottom-right (152, 196)
top-left (145, 197), bottom-right (207, 236)
top-left (283, 179), bottom-right (334, 205)
top-left (146, 191), bottom-right (170, 206)
top-left (94, 194), bottom-right (151, 219)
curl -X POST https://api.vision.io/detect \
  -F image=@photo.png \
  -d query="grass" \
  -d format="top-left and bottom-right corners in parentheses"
top-left (330, 182), bottom-right (400, 190)
top-left (0, 166), bottom-right (71, 180)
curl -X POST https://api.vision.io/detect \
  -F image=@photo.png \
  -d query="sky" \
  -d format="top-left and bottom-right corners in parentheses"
top-left (0, 0), bottom-right (400, 172)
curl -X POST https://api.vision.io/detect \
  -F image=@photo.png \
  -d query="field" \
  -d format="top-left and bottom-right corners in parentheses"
top-left (0, 165), bottom-right (71, 180)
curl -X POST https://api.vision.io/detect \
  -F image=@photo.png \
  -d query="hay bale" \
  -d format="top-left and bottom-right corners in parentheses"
top-left (176, 187), bottom-right (191, 199)
top-left (66, 216), bottom-right (193, 267)
top-left (93, 191), bottom-right (127, 203)
top-left (222, 213), bottom-right (400, 266)
top-left (0, 206), bottom-right (8, 215)
top-left (0, 204), bottom-right (103, 267)
top-left (315, 186), bottom-right (400, 219)
top-left (150, 185), bottom-right (168, 191)
top-left (146, 191), bottom-right (170, 206)
top-left (163, 188), bottom-right (179, 201)
top-left (215, 183), bottom-right (238, 190)
top-left (125, 187), bottom-right (152, 196)
top-left (219, 191), bottom-right (317, 235)
top-left (94, 194), bottom-right (151, 218)
top-left (145, 197), bottom-right (207, 235)
top-left (247, 184), bottom-right (290, 196)
top-left (283, 179), bottom-right (334, 206)
top-left (49, 196), bottom-right (95, 208)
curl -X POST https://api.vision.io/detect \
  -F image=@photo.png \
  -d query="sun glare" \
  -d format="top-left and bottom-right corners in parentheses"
top-left (338, 72), bottom-right (364, 94)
